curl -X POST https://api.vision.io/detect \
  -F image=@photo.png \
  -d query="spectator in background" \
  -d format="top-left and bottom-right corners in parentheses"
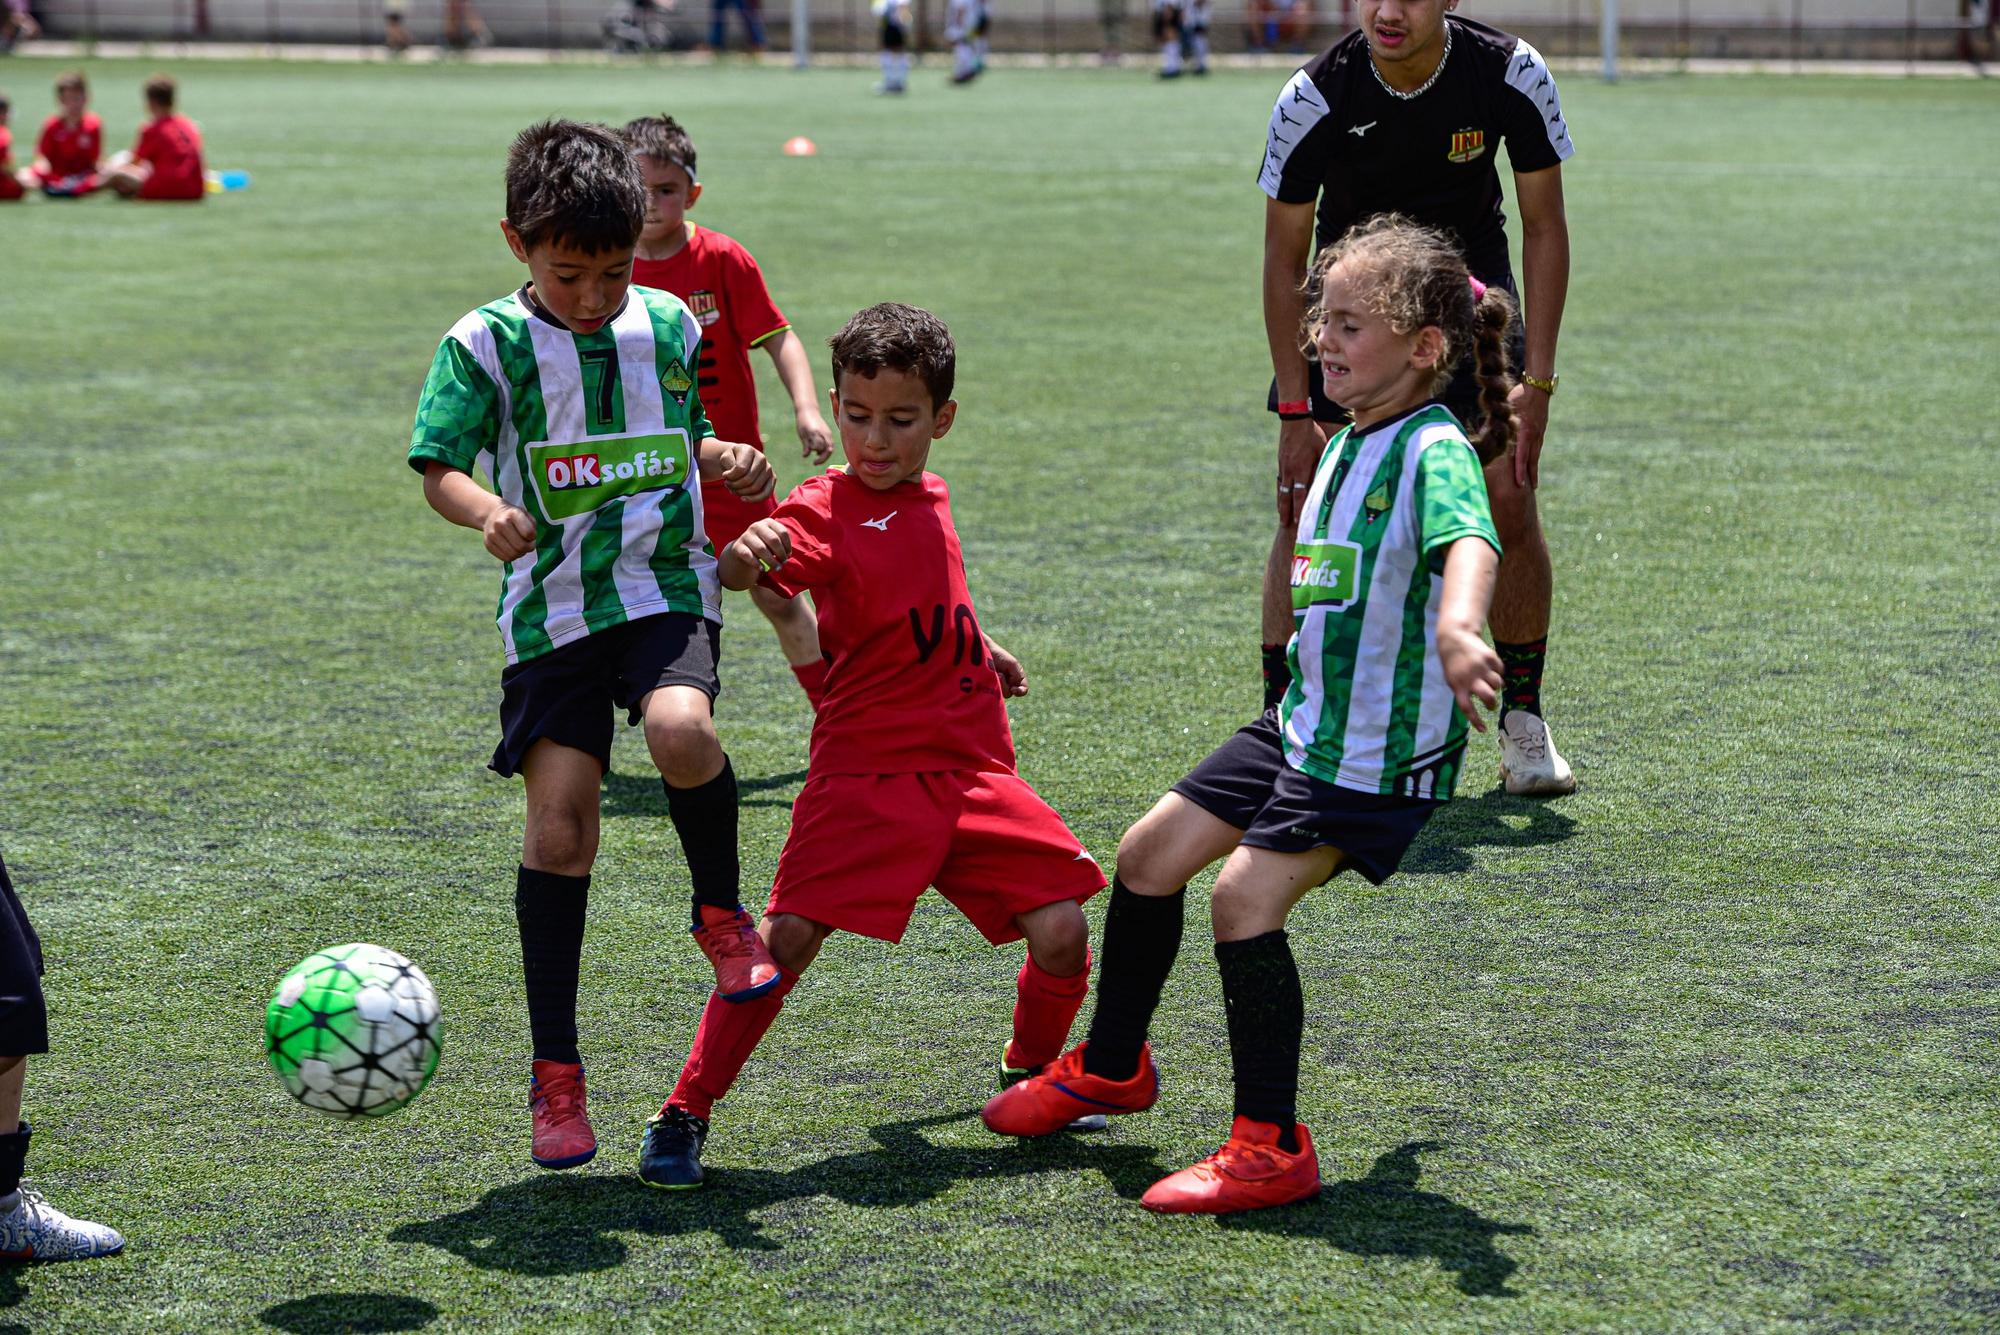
top-left (445, 0), bottom-right (491, 49)
top-left (102, 75), bottom-right (205, 202)
top-left (0, 0), bottom-right (40, 55)
top-left (707, 0), bottom-right (766, 54)
top-left (384, 7), bottom-right (413, 54)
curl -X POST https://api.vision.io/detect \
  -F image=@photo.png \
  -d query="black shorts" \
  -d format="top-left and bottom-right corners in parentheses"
top-left (1170, 709), bottom-right (1442, 886)
top-left (1269, 278), bottom-right (1527, 465)
top-left (491, 612), bottom-right (720, 778)
top-left (0, 852), bottom-right (49, 1057)
top-left (880, 18), bottom-right (906, 48)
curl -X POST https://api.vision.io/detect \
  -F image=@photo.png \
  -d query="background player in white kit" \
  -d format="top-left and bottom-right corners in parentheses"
top-left (873, 0), bottom-right (911, 93)
top-left (945, 0), bottom-right (988, 84)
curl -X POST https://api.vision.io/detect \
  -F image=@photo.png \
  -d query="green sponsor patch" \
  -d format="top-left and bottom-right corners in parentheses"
top-left (526, 430), bottom-right (692, 522)
top-left (1291, 538), bottom-right (1362, 611)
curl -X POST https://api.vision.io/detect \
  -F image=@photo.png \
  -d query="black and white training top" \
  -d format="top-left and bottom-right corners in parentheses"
top-left (1257, 16), bottom-right (1573, 285)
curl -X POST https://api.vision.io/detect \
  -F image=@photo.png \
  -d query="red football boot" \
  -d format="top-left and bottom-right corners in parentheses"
top-left (980, 1042), bottom-right (1158, 1137)
top-left (529, 1059), bottom-right (598, 1170)
top-left (1140, 1117), bottom-right (1321, 1214)
top-left (691, 905), bottom-right (781, 1002)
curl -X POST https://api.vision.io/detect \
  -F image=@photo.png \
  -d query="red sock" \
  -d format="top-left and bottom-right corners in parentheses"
top-left (666, 965), bottom-right (799, 1120)
top-left (790, 659), bottom-right (830, 708)
top-left (1003, 949), bottom-right (1091, 1071)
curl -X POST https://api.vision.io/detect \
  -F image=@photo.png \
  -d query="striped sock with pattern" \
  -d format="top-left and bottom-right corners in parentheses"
top-left (1494, 637), bottom-right (1548, 722)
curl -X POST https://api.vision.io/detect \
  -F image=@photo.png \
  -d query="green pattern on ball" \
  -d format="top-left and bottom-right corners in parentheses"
top-left (265, 943), bottom-right (442, 1119)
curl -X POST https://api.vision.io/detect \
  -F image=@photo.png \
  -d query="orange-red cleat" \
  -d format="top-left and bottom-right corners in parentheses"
top-left (692, 904), bottom-right (781, 1001)
top-left (1140, 1116), bottom-right (1321, 1214)
top-left (529, 1059), bottom-right (598, 1169)
top-left (980, 1042), bottom-right (1158, 1137)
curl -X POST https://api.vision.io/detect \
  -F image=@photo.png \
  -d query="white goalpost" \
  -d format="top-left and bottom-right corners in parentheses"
top-left (1601, 0), bottom-right (1620, 81)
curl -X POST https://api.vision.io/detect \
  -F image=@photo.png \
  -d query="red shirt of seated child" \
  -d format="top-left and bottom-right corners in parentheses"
top-left (35, 110), bottom-right (100, 184)
top-left (132, 112), bottom-right (204, 200)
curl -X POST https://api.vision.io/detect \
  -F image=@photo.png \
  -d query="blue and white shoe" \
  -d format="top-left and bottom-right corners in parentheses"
top-left (0, 1188), bottom-right (125, 1261)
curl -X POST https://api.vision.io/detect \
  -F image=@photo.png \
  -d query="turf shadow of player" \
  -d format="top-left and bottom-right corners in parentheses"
top-left (1217, 1140), bottom-right (1531, 1296)
top-left (259, 1292), bottom-right (439, 1334)
top-left (388, 1111), bottom-right (1168, 1268)
top-left (1397, 787), bottom-right (1577, 874)
top-left (598, 767), bottom-right (809, 817)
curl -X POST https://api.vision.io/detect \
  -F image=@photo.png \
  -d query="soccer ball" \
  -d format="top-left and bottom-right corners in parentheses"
top-left (265, 943), bottom-right (442, 1119)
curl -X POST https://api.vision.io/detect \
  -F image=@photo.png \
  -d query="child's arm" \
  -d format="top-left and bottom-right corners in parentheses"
top-left (983, 635), bottom-right (1028, 698)
top-left (759, 329), bottom-right (834, 463)
top-left (421, 461), bottom-right (537, 561)
top-left (696, 438), bottom-right (776, 502)
top-left (1435, 535), bottom-right (1504, 732)
top-left (719, 518), bottom-right (794, 591)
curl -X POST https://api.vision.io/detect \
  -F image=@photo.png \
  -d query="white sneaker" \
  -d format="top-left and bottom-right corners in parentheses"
top-left (1498, 712), bottom-right (1576, 796)
top-left (0, 1188), bottom-right (125, 1261)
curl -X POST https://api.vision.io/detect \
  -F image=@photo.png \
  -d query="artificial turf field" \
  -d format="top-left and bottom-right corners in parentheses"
top-left (1, 52), bottom-right (1996, 1332)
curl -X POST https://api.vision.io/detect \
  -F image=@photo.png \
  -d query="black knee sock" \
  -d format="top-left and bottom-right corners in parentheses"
top-left (663, 756), bottom-right (741, 927)
top-left (0, 1122), bottom-right (28, 1200)
top-left (516, 865), bottom-right (588, 1066)
top-left (1216, 930), bottom-right (1303, 1152)
top-left (1082, 877), bottom-right (1185, 1081)
top-left (1495, 637), bottom-right (1547, 721)
top-left (1261, 642), bottom-right (1292, 712)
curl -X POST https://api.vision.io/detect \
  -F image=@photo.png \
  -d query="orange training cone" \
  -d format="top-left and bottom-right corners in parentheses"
top-left (782, 136), bottom-right (818, 157)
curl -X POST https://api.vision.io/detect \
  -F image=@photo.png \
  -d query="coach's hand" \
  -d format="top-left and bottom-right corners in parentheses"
top-left (483, 504), bottom-right (537, 562)
top-left (1276, 417), bottom-right (1329, 524)
top-left (1507, 382), bottom-right (1550, 489)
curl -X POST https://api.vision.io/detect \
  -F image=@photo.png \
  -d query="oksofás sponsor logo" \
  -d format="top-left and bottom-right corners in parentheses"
top-left (1291, 539), bottom-right (1362, 612)
top-left (528, 431), bottom-right (692, 522)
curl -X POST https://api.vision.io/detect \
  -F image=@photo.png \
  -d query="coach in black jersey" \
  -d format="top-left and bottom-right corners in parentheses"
top-left (1257, 0), bottom-right (1578, 796)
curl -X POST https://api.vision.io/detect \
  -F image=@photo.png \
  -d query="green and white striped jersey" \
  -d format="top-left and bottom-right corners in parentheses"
top-left (1281, 402), bottom-right (1501, 800)
top-left (407, 286), bottom-right (721, 665)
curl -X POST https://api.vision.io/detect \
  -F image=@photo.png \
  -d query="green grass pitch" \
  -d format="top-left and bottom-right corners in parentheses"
top-left (2, 55), bottom-right (1996, 1331)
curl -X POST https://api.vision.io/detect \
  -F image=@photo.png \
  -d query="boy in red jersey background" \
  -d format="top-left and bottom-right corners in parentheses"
top-left (622, 115), bottom-right (837, 707)
top-left (102, 75), bottom-right (204, 202)
top-left (22, 70), bottom-right (99, 197)
top-left (637, 304), bottom-right (1107, 1189)
top-left (0, 94), bottom-right (23, 202)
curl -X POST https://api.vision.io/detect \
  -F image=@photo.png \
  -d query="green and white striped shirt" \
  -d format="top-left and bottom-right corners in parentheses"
top-left (408, 286), bottom-right (721, 664)
top-left (1281, 402), bottom-right (1501, 800)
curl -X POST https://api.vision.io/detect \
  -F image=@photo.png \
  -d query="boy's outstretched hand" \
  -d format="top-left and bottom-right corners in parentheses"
top-left (484, 504), bottom-right (537, 562)
top-left (796, 407), bottom-right (834, 464)
top-left (985, 637), bottom-right (1028, 698)
top-left (1438, 626), bottom-right (1502, 733)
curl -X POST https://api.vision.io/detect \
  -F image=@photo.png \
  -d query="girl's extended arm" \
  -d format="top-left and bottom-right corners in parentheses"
top-left (1436, 536), bottom-right (1504, 731)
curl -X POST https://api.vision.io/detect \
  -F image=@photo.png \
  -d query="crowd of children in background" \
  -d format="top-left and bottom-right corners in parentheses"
top-left (0, 70), bottom-right (204, 202)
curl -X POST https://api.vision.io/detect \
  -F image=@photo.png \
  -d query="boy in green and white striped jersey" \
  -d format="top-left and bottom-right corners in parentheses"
top-left (408, 120), bottom-right (781, 1173)
top-left (983, 217), bottom-right (1509, 1214)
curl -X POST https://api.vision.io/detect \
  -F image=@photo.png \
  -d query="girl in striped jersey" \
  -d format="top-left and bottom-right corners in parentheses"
top-left (984, 217), bottom-right (1509, 1214)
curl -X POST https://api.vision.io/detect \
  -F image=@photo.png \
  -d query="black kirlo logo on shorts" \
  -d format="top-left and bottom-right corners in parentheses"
top-left (909, 603), bottom-right (986, 691)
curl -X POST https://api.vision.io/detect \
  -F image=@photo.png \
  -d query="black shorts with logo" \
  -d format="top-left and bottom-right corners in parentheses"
top-left (1170, 709), bottom-right (1442, 886)
top-left (0, 851), bottom-right (49, 1056)
top-left (491, 612), bottom-right (720, 778)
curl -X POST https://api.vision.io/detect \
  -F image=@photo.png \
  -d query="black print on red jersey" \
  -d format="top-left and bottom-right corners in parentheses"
top-left (909, 603), bottom-right (985, 666)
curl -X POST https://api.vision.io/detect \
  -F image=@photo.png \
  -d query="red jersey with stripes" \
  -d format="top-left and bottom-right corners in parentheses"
top-left (758, 470), bottom-right (1018, 777)
top-left (630, 225), bottom-right (790, 449)
top-left (37, 112), bottom-right (101, 177)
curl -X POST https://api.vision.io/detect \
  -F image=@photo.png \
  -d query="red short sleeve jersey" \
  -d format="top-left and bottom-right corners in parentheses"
top-left (760, 470), bottom-right (1017, 777)
top-left (631, 225), bottom-right (790, 450)
top-left (0, 125), bottom-right (12, 168)
top-left (38, 113), bottom-right (101, 176)
top-left (133, 114), bottom-right (205, 199)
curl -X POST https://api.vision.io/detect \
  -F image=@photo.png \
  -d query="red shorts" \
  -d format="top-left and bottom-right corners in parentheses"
top-left (701, 476), bottom-right (779, 550)
top-left (0, 175), bottom-right (21, 202)
top-left (137, 172), bottom-right (203, 201)
top-left (768, 769), bottom-right (1107, 945)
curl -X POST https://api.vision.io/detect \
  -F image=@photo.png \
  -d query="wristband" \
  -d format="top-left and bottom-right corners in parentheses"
top-left (1520, 372), bottom-right (1559, 395)
top-left (1276, 399), bottom-right (1312, 420)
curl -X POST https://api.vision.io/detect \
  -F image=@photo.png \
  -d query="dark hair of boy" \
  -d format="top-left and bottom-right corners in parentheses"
top-left (54, 71), bottom-right (86, 97)
top-left (504, 119), bottom-right (647, 256)
top-left (622, 114), bottom-right (697, 180)
top-left (828, 303), bottom-right (955, 410)
top-left (0, 93), bottom-right (10, 116)
top-left (143, 75), bottom-right (175, 110)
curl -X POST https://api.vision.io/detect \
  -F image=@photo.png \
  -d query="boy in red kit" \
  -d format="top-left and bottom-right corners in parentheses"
top-left (0, 95), bottom-right (23, 202)
top-left (103, 76), bottom-right (204, 202)
top-left (622, 115), bottom-right (837, 707)
top-left (637, 304), bottom-right (1108, 1189)
top-left (24, 71), bottom-right (100, 198)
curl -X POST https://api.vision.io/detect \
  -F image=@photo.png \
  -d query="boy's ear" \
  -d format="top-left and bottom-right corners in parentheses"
top-left (1410, 326), bottom-right (1446, 371)
top-left (827, 387), bottom-right (841, 418)
top-left (686, 181), bottom-right (703, 210)
top-left (930, 400), bottom-right (957, 439)
top-left (500, 220), bottom-right (530, 265)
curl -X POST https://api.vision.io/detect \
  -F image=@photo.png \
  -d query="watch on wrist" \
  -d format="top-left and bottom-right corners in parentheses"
top-left (1520, 372), bottom-right (1559, 395)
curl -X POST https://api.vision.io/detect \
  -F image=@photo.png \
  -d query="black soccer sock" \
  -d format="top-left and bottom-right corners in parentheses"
top-left (1495, 637), bottom-right (1547, 721)
top-left (0, 1122), bottom-right (29, 1201)
top-left (662, 756), bottom-right (741, 927)
top-left (1082, 878), bottom-right (1185, 1081)
top-left (516, 866), bottom-right (588, 1066)
top-left (1261, 642), bottom-right (1292, 712)
top-left (1216, 930), bottom-right (1303, 1153)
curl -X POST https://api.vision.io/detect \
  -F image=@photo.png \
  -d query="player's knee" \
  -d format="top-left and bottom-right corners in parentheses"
top-left (1021, 901), bottom-right (1089, 976)
top-left (1115, 819), bottom-right (1182, 897)
top-left (761, 912), bottom-right (824, 972)
top-left (646, 713), bottom-right (720, 785)
top-left (523, 810), bottom-right (596, 876)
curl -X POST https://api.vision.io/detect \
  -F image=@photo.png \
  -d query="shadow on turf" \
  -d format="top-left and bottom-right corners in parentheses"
top-left (600, 768), bottom-right (809, 817)
top-left (1220, 1141), bottom-right (1532, 1297)
top-left (259, 1292), bottom-right (438, 1333)
top-left (1399, 787), bottom-right (1577, 874)
top-left (389, 1110), bottom-right (1169, 1268)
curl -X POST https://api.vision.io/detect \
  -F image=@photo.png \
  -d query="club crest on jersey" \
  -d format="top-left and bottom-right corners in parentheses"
top-left (660, 357), bottom-right (693, 407)
top-left (687, 290), bottom-right (721, 327)
top-left (1363, 484), bottom-right (1391, 523)
top-left (1448, 129), bottom-right (1486, 164)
